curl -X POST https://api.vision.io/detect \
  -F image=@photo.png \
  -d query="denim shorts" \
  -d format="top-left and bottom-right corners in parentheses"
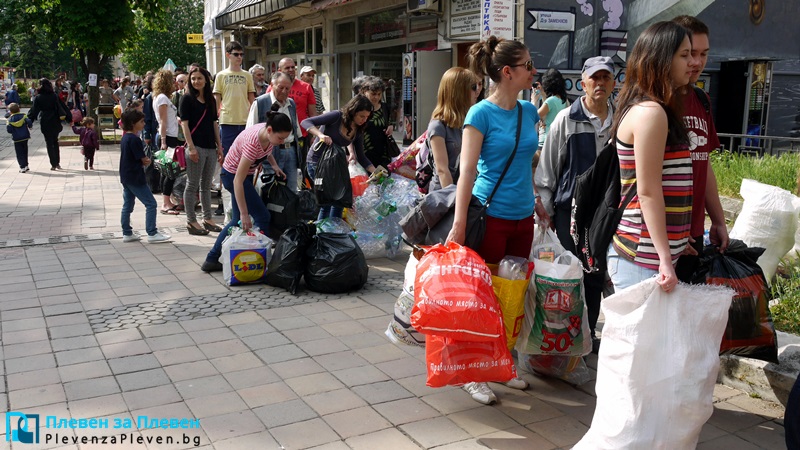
top-left (607, 244), bottom-right (658, 291)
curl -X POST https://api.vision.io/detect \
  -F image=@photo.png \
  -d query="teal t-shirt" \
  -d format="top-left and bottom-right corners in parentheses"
top-left (465, 99), bottom-right (539, 220)
top-left (538, 95), bottom-right (569, 147)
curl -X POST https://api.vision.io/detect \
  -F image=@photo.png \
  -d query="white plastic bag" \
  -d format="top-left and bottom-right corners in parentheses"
top-left (574, 279), bottom-right (733, 450)
top-left (385, 253), bottom-right (426, 347)
top-left (221, 227), bottom-right (273, 286)
top-left (515, 229), bottom-right (592, 356)
top-left (730, 179), bottom-right (800, 283)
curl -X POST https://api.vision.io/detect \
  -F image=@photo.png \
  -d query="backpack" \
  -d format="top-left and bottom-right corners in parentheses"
top-left (411, 132), bottom-right (433, 192)
top-left (570, 138), bottom-right (637, 273)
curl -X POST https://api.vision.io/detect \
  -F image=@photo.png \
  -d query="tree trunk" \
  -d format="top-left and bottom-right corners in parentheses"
top-left (80, 49), bottom-right (107, 123)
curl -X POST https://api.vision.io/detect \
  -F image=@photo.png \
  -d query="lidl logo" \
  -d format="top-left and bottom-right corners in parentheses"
top-left (230, 249), bottom-right (267, 284)
top-left (6, 412), bottom-right (39, 443)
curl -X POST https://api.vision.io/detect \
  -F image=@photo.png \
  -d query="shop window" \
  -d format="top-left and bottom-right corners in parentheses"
top-left (267, 37), bottom-right (279, 54)
top-left (305, 26), bottom-right (323, 54)
top-left (358, 7), bottom-right (406, 44)
top-left (315, 27), bottom-right (324, 54)
top-left (337, 21), bottom-right (356, 46)
top-left (281, 31), bottom-right (304, 55)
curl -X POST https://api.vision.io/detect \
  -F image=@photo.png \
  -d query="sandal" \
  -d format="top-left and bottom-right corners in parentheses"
top-left (187, 222), bottom-right (209, 235)
top-left (203, 221), bottom-right (223, 232)
top-left (160, 206), bottom-right (180, 215)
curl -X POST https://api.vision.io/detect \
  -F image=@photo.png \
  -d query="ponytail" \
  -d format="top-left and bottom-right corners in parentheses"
top-left (467, 36), bottom-right (528, 83)
top-left (266, 102), bottom-right (292, 133)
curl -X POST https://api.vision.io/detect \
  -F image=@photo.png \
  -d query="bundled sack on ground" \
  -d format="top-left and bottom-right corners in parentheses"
top-left (729, 178), bottom-right (800, 283)
top-left (386, 252), bottom-right (426, 347)
top-left (349, 175), bottom-right (420, 259)
top-left (691, 239), bottom-right (779, 363)
top-left (260, 175), bottom-right (300, 240)
top-left (304, 232), bottom-right (369, 294)
top-left (265, 223), bottom-right (316, 294)
top-left (221, 227), bottom-right (273, 286)
top-left (411, 242), bottom-right (505, 341)
top-left (573, 279), bottom-right (733, 450)
top-left (518, 353), bottom-right (591, 386)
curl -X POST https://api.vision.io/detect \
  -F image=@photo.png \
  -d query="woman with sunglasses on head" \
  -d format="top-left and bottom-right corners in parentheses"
top-left (607, 21), bottom-right (694, 293)
top-left (425, 67), bottom-right (483, 192)
top-left (179, 66), bottom-right (224, 236)
top-left (446, 36), bottom-right (540, 406)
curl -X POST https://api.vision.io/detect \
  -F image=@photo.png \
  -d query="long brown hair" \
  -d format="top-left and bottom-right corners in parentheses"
top-left (341, 95), bottom-right (373, 134)
top-left (612, 21), bottom-right (690, 144)
top-left (431, 67), bottom-right (479, 129)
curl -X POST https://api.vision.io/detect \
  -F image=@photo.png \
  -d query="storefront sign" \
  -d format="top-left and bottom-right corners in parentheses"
top-left (528, 10), bottom-right (575, 32)
top-left (482, 0), bottom-right (514, 40)
top-left (450, 13), bottom-right (481, 38)
top-left (452, 0), bottom-right (480, 14)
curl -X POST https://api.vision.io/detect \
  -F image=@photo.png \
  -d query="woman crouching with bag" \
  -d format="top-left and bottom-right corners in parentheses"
top-left (200, 104), bottom-right (290, 272)
top-left (445, 37), bottom-right (541, 405)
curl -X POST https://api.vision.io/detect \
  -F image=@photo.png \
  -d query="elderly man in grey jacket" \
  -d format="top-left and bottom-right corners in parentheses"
top-left (534, 56), bottom-right (616, 352)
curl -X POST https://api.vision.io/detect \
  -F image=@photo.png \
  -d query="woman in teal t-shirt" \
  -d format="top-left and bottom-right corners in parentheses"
top-left (536, 68), bottom-right (569, 151)
top-left (447, 35), bottom-right (540, 264)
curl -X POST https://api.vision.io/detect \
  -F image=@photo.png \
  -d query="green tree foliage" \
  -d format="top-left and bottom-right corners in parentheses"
top-left (122, 0), bottom-right (206, 76)
top-left (8, 0), bottom-right (176, 119)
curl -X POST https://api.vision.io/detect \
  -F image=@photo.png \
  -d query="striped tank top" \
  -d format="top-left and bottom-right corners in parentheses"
top-left (612, 139), bottom-right (693, 269)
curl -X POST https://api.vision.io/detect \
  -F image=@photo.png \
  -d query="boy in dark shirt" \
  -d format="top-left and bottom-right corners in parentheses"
top-left (119, 109), bottom-right (171, 244)
top-left (5, 103), bottom-right (32, 172)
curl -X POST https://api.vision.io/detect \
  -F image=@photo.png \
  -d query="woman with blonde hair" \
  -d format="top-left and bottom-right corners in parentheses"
top-left (152, 69), bottom-right (184, 214)
top-left (426, 67), bottom-right (483, 191)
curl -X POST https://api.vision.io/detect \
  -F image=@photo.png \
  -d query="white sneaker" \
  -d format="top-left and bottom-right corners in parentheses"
top-left (463, 382), bottom-right (497, 405)
top-left (147, 232), bottom-right (171, 243)
top-left (502, 376), bottom-right (529, 390)
top-left (122, 234), bottom-right (140, 243)
top-left (19, 166), bottom-right (29, 173)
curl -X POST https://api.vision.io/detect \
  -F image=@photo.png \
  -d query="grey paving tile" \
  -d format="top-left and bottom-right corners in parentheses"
top-left (45, 312), bottom-right (89, 327)
top-left (56, 347), bottom-right (106, 366)
top-left (116, 368), bottom-right (171, 391)
top-left (209, 352), bottom-right (264, 373)
top-left (271, 418), bottom-right (342, 449)
top-left (323, 405), bottom-right (392, 440)
top-left (237, 381), bottom-right (299, 409)
top-left (211, 431), bottom-right (280, 450)
top-left (179, 317), bottom-right (225, 332)
top-left (198, 339), bottom-right (250, 358)
top-left (5, 353), bottom-right (56, 374)
top-left (3, 340), bottom-right (52, 359)
top-left (189, 327), bottom-right (238, 345)
top-left (373, 398), bottom-right (441, 426)
top-left (1, 307), bottom-right (43, 320)
top-left (219, 311), bottom-right (263, 326)
top-left (241, 332), bottom-right (290, 350)
top-left (199, 410), bottom-right (266, 442)
top-left (68, 393), bottom-right (129, 418)
top-left (153, 345), bottom-right (207, 366)
top-left (165, 361), bottom-right (220, 382)
top-left (101, 340), bottom-right (152, 358)
top-left (282, 326), bottom-right (334, 343)
top-left (253, 399), bottom-right (317, 428)
top-left (476, 426), bottom-right (558, 450)
top-left (304, 388), bottom-right (369, 416)
top-left (174, 375), bottom-right (234, 399)
top-left (223, 366), bottom-right (281, 390)
top-left (122, 385), bottom-right (183, 411)
top-left (2, 328), bottom-right (48, 345)
top-left (332, 365), bottom-right (392, 387)
top-left (352, 380), bottom-right (414, 405)
top-left (313, 351), bottom-right (370, 372)
top-left (296, 337), bottom-right (350, 356)
top-left (9, 383), bottom-right (67, 409)
top-left (229, 321), bottom-right (276, 337)
top-left (139, 322), bottom-right (185, 338)
top-left (51, 335), bottom-right (98, 352)
top-left (108, 354), bottom-right (161, 375)
top-left (2, 317), bottom-right (46, 332)
top-left (58, 360), bottom-right (113, 383)
top-left (64, 376), bottom-right (120, 400)
top-left (286, 373), bottom-right (346, 397)
top-left (254, 344), bottom-right (307, 364)
top-left (270, 358), bottom-right (327, 379)
top-left (269, 315), bottom-right (316, 331)
top-left (399, 416), bottom-right (472, 449)
top-left (49, 323), bottom-right (94, 339)
top-left (345, 428), bottom-right (422, 450)
top-left (185, 392), bottom-right (249, 419)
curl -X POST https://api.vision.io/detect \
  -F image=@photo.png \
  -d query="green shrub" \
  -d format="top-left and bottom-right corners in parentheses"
top-left (710, 151), bottom-right (799, 198)
top-left (771, 255), bottom-right (800, 335)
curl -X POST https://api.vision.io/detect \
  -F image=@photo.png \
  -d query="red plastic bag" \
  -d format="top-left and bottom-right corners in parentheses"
top-left (348, 162), bottom-right (369, 198)
top-left (412, 242), bottom-right (504, 341)
top-left (425, 335), bottom-right (516, 387)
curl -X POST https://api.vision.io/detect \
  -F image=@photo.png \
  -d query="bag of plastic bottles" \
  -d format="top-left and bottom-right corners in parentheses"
top-left (385, 253), bottom-right (426, 347)
top-left (222, 227), bottom-right (272, 286)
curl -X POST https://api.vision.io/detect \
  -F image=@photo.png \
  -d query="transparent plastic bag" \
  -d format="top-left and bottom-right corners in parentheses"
top-left (221, 227), bottom-right (273, 286)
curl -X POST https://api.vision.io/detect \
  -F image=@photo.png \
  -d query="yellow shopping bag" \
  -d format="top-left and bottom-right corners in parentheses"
top-left (488, 264), bottom-right (529, 350)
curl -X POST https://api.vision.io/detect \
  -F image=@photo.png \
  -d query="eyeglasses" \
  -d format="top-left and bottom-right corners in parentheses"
top-left (471, 81), bottom-right (483, 92)
top-left (229, 52), bottom-right (244, 57)
top-left (510, 60), bottom-right (534, 72)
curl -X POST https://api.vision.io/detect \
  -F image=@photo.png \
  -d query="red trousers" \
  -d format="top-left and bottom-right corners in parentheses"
top-left (476, 214), bottom-right (535, 264)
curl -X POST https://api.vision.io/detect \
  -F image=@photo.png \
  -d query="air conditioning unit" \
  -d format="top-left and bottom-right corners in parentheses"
top-left (407, 0), bottom-right (439, 14)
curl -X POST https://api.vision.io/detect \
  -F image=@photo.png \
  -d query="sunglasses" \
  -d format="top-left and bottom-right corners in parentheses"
top-left (471, 82), bottom-right (483, 92)
top-left (510, 60), bottom-right (534, 72)
top-left (229, 52), bottom-right (244, 57)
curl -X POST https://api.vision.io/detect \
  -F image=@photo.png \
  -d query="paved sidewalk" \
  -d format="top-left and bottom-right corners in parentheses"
top-left (0, 123), bottom-right (788, 449)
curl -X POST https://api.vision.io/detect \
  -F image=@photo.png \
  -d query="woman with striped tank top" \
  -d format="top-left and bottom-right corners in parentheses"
top-left (607, 21), bottom-right (696, 293)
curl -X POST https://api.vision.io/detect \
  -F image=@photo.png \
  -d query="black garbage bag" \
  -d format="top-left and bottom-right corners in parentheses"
top-left (145, 144), bottom-right (162, 193)
top-left (692, 239), bottom-right (778, 363)
top-left (314, 143), bottom-right (353, 208)
top-left (305, 232), bottom-right (369, 293)
top-left (261, 178), bottom-right (300, 240)
top-left (298, 189), bottom-right (320, 221)
top-left (265, 223), bottom-right (316, 294)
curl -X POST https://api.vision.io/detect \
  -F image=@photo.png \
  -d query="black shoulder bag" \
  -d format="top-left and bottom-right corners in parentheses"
top-left (428, 103), bottom-right (524, 249)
